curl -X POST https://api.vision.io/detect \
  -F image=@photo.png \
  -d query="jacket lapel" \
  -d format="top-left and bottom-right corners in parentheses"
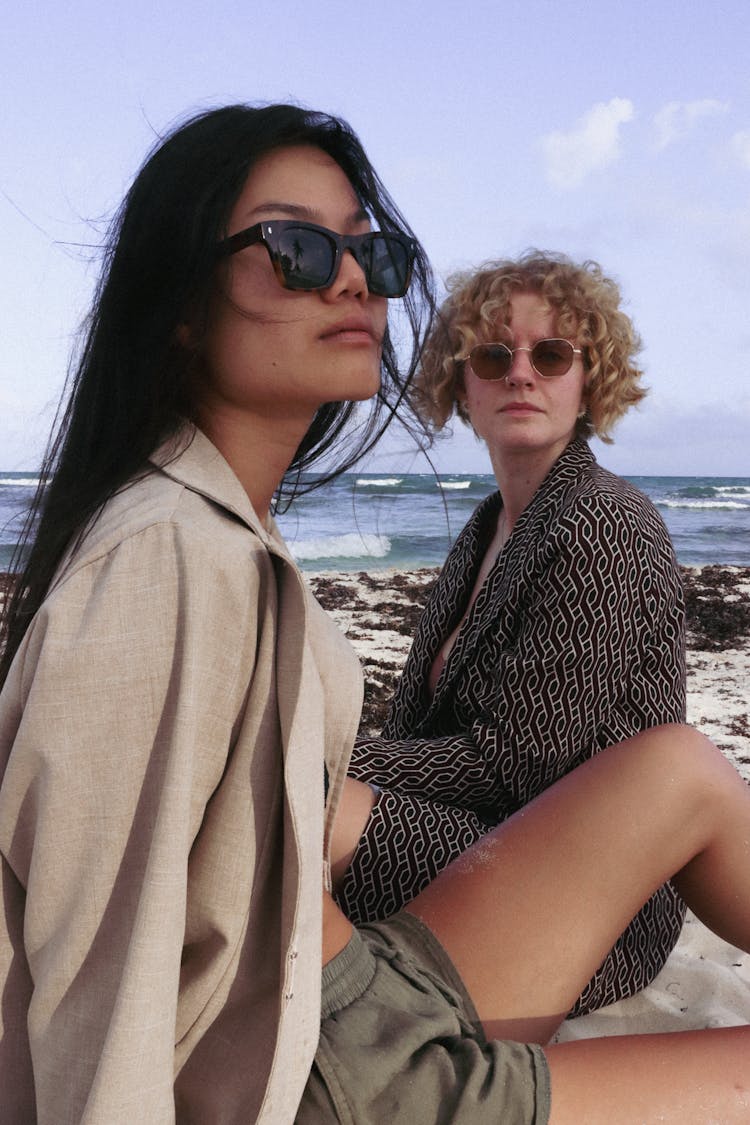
top-left (428, 439), bottom-right (596, 704)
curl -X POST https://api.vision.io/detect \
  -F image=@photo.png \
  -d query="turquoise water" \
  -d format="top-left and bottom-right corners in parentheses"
top-left (277, 472), bottom-right (750, 571)
top-left (2, 470), bottom-right (749, 572)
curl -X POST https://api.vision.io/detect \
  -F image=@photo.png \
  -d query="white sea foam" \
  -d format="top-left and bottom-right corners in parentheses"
top-left (659, 499), bottom-right (747, 511)
top-left (290, 533), bottom-right (391, 561)
top-left (355, 478), bottom-right (402, 487)
top-left (714, 488), bottom-right (750, 501)
top-left (0, 477), bottom-right (40, 487)
top-left (438, 481), bottom-right (471, 490)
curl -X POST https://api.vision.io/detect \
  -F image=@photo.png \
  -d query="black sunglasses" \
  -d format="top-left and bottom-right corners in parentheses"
top-left (461, 339), bottom-right (584, 381)
top-left (217, 219), bottom-right (416, 298)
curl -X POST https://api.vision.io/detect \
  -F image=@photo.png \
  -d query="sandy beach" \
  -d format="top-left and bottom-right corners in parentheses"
top-left (309, 564), bottom-right (750, 1036)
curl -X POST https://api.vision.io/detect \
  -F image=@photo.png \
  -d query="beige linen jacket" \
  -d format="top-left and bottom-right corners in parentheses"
top-left (0, 427), bottom-right (362, 1123)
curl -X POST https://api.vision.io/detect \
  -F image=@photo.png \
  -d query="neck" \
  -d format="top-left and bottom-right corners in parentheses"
top-left (194, 405), bottom-right (314, 521)
top-left (490, 443), bottom-right (567, 531)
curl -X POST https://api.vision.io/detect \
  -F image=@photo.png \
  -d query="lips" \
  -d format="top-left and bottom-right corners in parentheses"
top-left (500, 402), bottom-right (543, 413)
top-left (320, 316), bottom-right (379, 342)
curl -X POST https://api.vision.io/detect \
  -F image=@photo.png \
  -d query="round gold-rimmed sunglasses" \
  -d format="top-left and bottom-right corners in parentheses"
top-left (460, 339), bottom-right (583, 380)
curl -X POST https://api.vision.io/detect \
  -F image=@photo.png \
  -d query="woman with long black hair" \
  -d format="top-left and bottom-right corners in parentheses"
top-left (0, 102), bottom-right (433, 1121)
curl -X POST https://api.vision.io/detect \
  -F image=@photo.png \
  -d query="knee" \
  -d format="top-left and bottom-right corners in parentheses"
top-left (637, 724), bottom-right (739, 813)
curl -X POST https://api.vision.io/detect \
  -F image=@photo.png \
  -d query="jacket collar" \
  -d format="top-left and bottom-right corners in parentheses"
top-left (150, 423), bottom-right (293, 564)
top-left (532, 436), bottom-right (594, 500)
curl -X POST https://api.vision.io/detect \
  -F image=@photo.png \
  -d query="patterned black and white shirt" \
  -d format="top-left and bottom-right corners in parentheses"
top-left (340, 438), bottom-right (687, 1016)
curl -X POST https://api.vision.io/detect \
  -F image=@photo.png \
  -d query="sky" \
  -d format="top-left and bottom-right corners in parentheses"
top-left (2, 0), bottom-right (749, 478)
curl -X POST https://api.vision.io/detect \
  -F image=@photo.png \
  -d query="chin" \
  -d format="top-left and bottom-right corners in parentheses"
top-left (346, 368), bottom-right (382, 402)
top-left (314, 356), bottom-right (382, 406)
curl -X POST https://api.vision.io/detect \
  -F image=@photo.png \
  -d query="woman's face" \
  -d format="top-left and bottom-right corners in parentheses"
top-left (460, 291), bottom-right (586, 471)
top-left (195, 145), bottom-right (388, 438)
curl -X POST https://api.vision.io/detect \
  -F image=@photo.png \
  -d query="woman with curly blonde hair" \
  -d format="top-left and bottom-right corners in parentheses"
top-left (415, 250), bottom-right (645, 439)
top-left (336, 250), bottom-right (688, 1020)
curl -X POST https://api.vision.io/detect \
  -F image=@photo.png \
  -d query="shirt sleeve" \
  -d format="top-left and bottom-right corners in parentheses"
top-left (0, 520), bottom-right (259, 1124)
top-left (349, 492), bottom-right (685, 820)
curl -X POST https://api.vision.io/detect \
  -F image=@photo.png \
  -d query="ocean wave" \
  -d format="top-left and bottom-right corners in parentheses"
top-left (354, 478), bottom-right (402, 487)
top-left (438, 481), bottom-right (471, 490)
top-left (672, 485), bottom-right (720, 499)
top-left (715, 487), bottom-right (750, 501)
top-left (0, 477), bottom-right (40, 487)
top-left (290, 532), bottom-right (391, 562)
top-left (670, 484), bottom-right (750, 501)
top-left (658, 499), bottom-right (748, 511)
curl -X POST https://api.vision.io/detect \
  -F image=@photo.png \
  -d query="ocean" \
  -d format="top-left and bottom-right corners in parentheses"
top-left (2, 470), bottom-right (749, 573)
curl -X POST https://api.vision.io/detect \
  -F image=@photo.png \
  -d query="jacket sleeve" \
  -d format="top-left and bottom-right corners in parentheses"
top-left (0, 521), bottom-right (259, 1124)
top-left (349, 493), bottom-right (685, 819)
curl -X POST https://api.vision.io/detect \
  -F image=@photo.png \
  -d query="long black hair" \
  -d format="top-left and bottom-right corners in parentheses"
top-left (0, 103), bottom-right (435, 685)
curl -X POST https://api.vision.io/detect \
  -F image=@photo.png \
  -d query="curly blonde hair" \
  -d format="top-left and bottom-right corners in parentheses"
top-left (413, 250), bottom-right (646, 443)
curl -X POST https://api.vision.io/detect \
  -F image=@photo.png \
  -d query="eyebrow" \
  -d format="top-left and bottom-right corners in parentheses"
top-left (243, 201), bottom-right (371, 226)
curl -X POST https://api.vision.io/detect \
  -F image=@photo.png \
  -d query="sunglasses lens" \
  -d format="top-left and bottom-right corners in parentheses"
top-left (531, 339), bottom-right (575, 377)
top-left (274, 227), bottom-right (335, 290)
top-left (275, 228), bottom-right (333, 289)
top-left (469, 344), bottom-right (512, 380)
top-left (365, 235), bottom-right (413, 297)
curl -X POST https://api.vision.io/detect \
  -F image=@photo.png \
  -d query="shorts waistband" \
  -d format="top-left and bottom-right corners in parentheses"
top-left (320, 929), bottom-right (377, 1020)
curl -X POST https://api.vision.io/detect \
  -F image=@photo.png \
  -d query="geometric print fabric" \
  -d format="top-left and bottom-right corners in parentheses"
top-left (340, 439), bottom-right (687, 1016)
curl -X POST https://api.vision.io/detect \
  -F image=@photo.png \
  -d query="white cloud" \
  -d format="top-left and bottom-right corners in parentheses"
top-left (540, 98), bottom-right (635, 189)
top-left (653, 99), bottom-right (730, 151)
top-left (731, 130), bottom-right (750, 171)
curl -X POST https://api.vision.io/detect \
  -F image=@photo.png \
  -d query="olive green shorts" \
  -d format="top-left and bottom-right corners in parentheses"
top-left (297, 911), bottom-right (551, 1124)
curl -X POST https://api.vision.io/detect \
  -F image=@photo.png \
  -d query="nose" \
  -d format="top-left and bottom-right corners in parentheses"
top-left (322, 248), bottom-right (369, 302)
top-left (505, 348), bottom-right (536, 386)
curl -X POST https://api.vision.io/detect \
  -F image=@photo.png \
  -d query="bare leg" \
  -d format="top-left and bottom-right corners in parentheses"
top-left (326, 728), bottom-right (750, 1120)
top-left (403, 726), bottom-right (750, 1042)
top-left (545, 1028), bottom-right (750, 1123)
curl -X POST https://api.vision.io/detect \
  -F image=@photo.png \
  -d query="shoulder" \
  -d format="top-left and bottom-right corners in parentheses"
top-left (555, 456), bottom-right (673, 554)
top-left (18, 469), bottom-right (275, 695)
top-left (55, 467), bottom-right (269, 597)
top-left (533, 458), bottom-right (682, 596)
